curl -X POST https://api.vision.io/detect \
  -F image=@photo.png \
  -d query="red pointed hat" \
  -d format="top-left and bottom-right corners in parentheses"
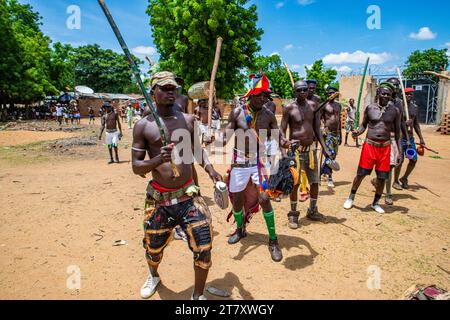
top-left (243, 73), bottom-right (272, 98)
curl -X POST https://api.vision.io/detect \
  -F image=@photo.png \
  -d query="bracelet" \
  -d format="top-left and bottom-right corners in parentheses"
top-left (132, 147), bottom-right (147, 152)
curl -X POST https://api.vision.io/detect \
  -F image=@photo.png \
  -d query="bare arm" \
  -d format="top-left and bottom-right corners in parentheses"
top-left (131, 121), bottom-right (167, 176)
top-left (280, 105), bottom-right (289, 144)
top-left (98, 115), bottom-right (105, 139)
top-left (413, 115), bottom-right (425, 144)
top-left (355, 106), bottom-right (369, 136)
top-left (394, 108), bottom-right (402, 157)
top-left (314, 110), bottom-right (332, 159)
top-left (116, 112), bottom-right (122, 134)
top-left (221, 109), bottom-right (237, 147)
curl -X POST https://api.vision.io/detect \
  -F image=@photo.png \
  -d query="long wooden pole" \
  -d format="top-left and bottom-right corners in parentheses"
top-left (98, 0), bottom-right (179, 177)
top-left (397, 67), bottom-right (410, 121)
top-left (207, 37), bottom-right (223, 129)
top-left (354, 57), bottom-right (370, 131)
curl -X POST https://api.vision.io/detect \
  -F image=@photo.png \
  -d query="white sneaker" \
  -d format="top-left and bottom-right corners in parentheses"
top-left (371, 204), bottom-right (385, 214)
top-left (343, 199), bottom-right (353, 210)
top-left (327, 180), bottom-right (335, 188)
top-left (191, 293), bottom-right (208, 300)
top-left (140, 274), bottom-right (160, 299)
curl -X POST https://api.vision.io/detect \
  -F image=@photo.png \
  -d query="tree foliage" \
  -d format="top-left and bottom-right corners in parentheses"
top-left (305, 60), bottom-right (338, 100)
top-left (0, 0), bottom-right (58, 104)
top-left (249, 54), bottom-right (301, 99)
top-left (147, 0), bottom-right (263, 98)
top-left (403, 48), bottom-right (449, 82)
top-left (72, 44), bottom-right (143, 94)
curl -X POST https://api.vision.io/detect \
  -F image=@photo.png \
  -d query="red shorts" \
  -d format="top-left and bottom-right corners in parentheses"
top-left (358, 141), bottom-right (391, 173)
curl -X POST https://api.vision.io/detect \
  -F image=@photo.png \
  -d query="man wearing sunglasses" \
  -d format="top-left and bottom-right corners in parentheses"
top-left (281, 81), bottom-right (333, 229)
top-left (132, 71), bottom-right (222, 300)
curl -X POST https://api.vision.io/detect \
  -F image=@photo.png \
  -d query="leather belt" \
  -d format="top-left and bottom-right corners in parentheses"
top-left (365, 138), bottom-right (391, 148)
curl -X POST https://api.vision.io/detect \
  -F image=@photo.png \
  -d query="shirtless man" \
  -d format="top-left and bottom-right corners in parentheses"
top-left (132, 71), bottom-right (221, 300)
top-left (223, 73), bottom-right (283, 262)
top-left (98, 102), bottom-right (123, 164)
top-left (345, 98), bottom-right (359, 147)
top-left (320, 86), bottom-right (342, 188)
top-left (299, 79), bottom-right (321, 202)
top-left (281, 81), bottom-right (333, 229)
top-left (380, 78), bottom-right (410, 203)
top-left (88, 106), bottom-right (95, 125)
top-left (394, 88), bottom-right (425, 190)
top-left (343, 83), bottom-right (402, 214)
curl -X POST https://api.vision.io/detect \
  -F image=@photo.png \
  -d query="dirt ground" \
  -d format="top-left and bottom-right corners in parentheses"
top-left (0, 118), bottom-right (449, 300)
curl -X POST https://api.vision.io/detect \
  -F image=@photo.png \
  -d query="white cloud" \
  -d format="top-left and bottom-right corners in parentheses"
top-left (409, 27), bottom-right (437, 40)
top-left (284, 44), bottom-right (294, 51)
top-left (270, 51), bottom-right (280, 56)
top-left (322, 50), bottom-right (393, 65)
top-left (132, 46), bottom-right (157, 57)
top-left (444, 42), bottom-right (450, 48)
top-left (276, 2), bottom-right (285, 9)
top-left (298, 0), bottom-right (315, 6)
top-left (304, 64), bottom-right (313, 70)
top-left (291, 64), bottom-right (301, 70)
top-left (332, 66), bottom-right (352, 73)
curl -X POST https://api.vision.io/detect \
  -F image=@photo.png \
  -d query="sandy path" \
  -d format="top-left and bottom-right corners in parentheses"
top-left (0, 123), bottom-right (449, 300)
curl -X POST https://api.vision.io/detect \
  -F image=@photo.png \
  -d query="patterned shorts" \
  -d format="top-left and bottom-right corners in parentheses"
top-left (142, 197), bottom-right (213, 270)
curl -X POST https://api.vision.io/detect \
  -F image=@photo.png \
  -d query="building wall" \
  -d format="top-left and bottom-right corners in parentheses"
top-left (77, 98), bottom-right (137, 117)
top-left (339, 75), bottom-right (377, 109)
top-left (436, 76), bottom-right (450, 121)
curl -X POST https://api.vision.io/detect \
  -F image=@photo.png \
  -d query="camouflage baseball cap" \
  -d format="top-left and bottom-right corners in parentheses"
top-left (151, 71), bottom-right (179, 89)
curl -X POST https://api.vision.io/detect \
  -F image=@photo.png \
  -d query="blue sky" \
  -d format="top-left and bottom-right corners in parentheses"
top-left (20, 0), bottom-right (450, 77)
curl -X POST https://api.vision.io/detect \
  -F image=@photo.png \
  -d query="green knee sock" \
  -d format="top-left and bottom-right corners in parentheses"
top-left (263, 210), bottom-right (277, 241)
top-left (232, 208), bottom-right (243, 228)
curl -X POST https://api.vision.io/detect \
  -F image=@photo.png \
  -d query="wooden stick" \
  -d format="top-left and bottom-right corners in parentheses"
top-left (98, 0), bottom-right (179, 178)
top-left (424, 71), bottom-right (450, 80)
top-left (396, 67), bottom-right (410, 121)
top-left (284, 62), bottom-right (295, 87)
top-left (207, 37), bottom-right (223, 129)
top-left (145, 55), bottom-right (153, 67)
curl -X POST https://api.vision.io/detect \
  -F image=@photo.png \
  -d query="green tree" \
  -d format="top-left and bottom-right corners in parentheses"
top-left (0, 0), bottom-right (58, 105)
top-left (249, 54), bottom-right (301, 98)
top-left (305, 60), bottom-right (338, 100)
top-left (403, 48), bottom-right (449, 81)
top-left (49, 42), bottom-right (76, 92)
top-left (72, 44), bottom-right (143, 93)
top-left (147, 0), bottom-right (263, 98)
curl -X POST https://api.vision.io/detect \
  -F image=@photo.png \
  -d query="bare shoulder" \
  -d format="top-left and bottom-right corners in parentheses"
top-left (284, 101), bottom-right (296, 111)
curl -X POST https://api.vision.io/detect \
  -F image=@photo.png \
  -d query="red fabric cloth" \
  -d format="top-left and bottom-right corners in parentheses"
top-left (358, 141), bottom-right (391, 172)
top-left (150, 178), bottom-right (193, 193)
top-left (405, 87), bottom-right (415, 93)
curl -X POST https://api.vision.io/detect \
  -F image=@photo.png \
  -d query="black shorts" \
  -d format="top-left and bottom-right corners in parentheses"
top-left (142, 197), bottom-right (212, 269)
